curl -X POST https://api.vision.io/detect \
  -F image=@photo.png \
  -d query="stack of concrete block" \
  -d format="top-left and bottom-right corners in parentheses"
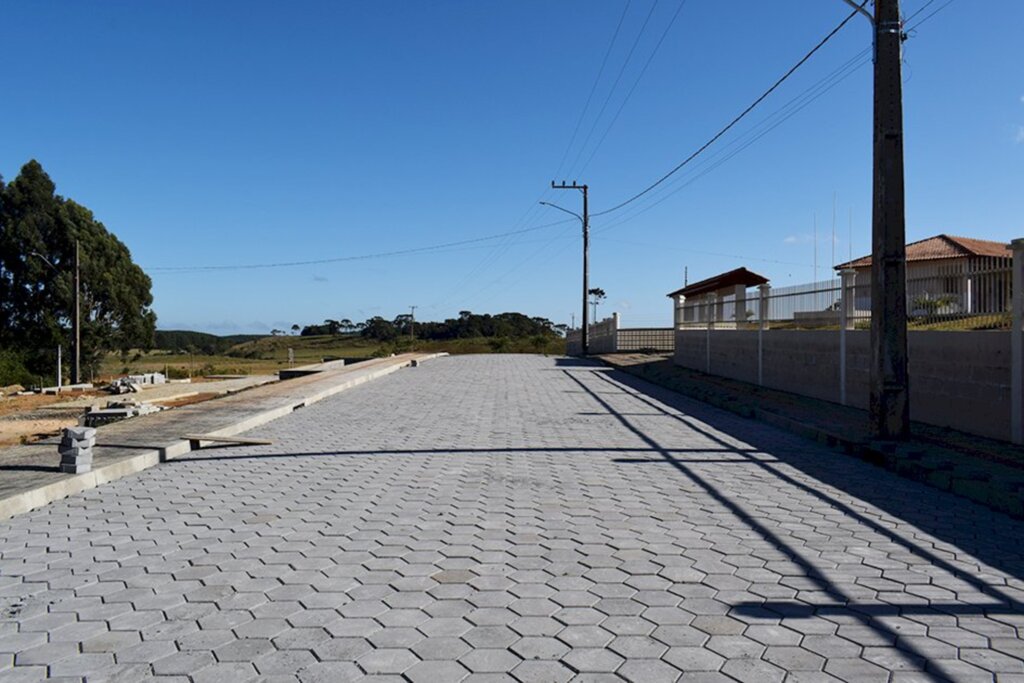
top-left (59, 426), bottom-right (96, 474)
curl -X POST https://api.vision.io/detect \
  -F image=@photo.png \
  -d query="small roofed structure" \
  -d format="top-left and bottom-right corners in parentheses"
top-left (667, 267), bottom-right (769, 328)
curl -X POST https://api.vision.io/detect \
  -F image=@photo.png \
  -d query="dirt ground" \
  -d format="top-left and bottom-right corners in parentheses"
top-left (0, 398), bottom-right (86, 446)
top-left (0, 376), bottom-right (274, 446)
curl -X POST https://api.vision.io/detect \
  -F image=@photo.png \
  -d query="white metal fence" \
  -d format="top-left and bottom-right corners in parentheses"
top-left (676, 256), bottom-right (1013, 331)
top-left (566, 313), bottom-right (674, 355)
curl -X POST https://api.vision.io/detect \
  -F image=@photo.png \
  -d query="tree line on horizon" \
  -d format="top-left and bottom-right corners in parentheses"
top-left (299, 311), bottom-right (565, 342)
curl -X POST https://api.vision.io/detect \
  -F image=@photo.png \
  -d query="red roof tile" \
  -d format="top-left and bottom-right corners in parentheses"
top-left (835, 234), bottom-right (1011, 269)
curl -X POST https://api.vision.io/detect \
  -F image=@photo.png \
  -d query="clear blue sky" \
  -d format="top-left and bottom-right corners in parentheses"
top-left (2, 1), bottom-right (1021, 333)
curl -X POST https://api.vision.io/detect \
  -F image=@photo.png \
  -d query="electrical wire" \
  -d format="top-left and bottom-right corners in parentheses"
top-left (593, 46), bottom-right (873, 233)
top-left (592, 0), bottom-right (870, 217)
top-left (600, 238), bottom-right (822, 268)
top-left (904, 0), bottom-right (938, 22)
top-left (563, 0), bottom-right (661, 177)
top-left (429, 3), bottom-right (646, 312)
top-left (147, 0), bottom-right (949, 286)
top-left (148, 218), bottom-right (574, 272)
top-left (905, 0), bottom-right (957, 28)
top-left (550, 0), bottom-right (633, 181)
top-left (463, 0), bottom-right (956, 312)
top-left (589, 0), bottom-right (950, 233)
top-left (577, 0), bottom-right (689, 176)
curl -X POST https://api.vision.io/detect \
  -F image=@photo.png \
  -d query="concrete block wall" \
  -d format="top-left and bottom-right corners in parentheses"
top-left (674, 330), bottom-right (707, 370)
top-left (708, 331), bottom-right (759, 386)
top-left (907, 331), bottom-right (1010, 442)
top-left (675, 329), bottom-right (1013, 441)
top-left (761, 331), bottom-right (844, 405)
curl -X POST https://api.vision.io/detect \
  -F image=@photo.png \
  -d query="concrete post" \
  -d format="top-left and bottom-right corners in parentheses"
top-left (706, 294), bottom-right (717, 374)
top-left (758, 284), bottom-right (770, 386)
top-left (967, 277), bottom-right (974, 314)
top-left (839, 269), bottom-right (857, 406)
top-left (1012, 239), bottom-right (1024, 443)
top-left (734, 284), bottom-right (747, 327)
top-left (612, 312), bottom-right (620, 353)
top-left (673, 295), bottom-right (686, 328)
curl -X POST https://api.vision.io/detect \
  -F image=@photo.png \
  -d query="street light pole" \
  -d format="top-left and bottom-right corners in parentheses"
top-left (546, 181), bottom-right (590, 355)
top-left (29, 240), bottom-right (82, 385)
top-left (73, 240), bottom-right (81, 385)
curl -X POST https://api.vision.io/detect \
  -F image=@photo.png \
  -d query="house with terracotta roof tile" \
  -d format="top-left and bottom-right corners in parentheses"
top-left (834, 234), bottom-right (1012, 316)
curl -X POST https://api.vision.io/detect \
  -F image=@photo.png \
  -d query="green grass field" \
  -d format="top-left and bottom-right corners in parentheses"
top-left (101, 334), bottom-right (567, 379)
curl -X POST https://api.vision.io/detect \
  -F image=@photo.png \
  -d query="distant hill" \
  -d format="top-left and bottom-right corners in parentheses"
top-left (154, 330), bottom-right (265, 355)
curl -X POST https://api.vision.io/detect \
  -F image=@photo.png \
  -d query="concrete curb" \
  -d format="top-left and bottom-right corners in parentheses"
top-left (0, 354), bottom-right (446, 521)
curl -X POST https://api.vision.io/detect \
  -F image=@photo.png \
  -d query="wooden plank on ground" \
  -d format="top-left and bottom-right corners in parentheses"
top-left (184, 434), bottom-right (273, 450)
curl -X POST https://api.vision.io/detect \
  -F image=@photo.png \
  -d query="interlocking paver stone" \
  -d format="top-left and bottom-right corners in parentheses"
top-left (1, 355), bottom-right (1022, 680)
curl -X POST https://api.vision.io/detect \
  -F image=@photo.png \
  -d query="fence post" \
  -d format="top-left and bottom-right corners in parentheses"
top-left (706, 293), bottom-right (716, 374)
top-left (612, 312), bottom-right (620, 352)
top-left (1012, 239), bottom-right (1024, 443)
top-left (758, 284), bottom-right (770, 386)
top-left (839, 269), bottom-right (856, 406)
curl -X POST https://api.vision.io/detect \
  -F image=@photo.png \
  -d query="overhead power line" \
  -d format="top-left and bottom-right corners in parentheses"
top-left (148, 218), bottom-right (574, 272)
top-left (564, 0), bottom-right (661, 176)
top-left (551, 0), bottom-right (633, 180)
top-left (577, 0), bottom-right (690, 176)
top-left (593, 0), bottom-right (870, 218)
top-left (590, 0), bottom-right (952, 230)
top-left (593, 45), bottom-right (874, 233)
top-left (463, 0), bottom-right (952, 313)
top-left (905, 0), bottom-right (957, 28)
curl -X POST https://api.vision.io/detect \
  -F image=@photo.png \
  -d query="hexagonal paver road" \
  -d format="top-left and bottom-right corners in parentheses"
top-left (1, 355), bottom-right (1023, 682)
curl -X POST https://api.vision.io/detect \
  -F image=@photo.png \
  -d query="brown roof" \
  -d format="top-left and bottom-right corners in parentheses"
top-left (835, 234), bottom-right (1011, 270)
top-left (667, 267), bottom-right (769, 299)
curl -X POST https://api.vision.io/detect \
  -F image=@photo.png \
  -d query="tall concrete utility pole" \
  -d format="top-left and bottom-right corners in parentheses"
top-left (409, 305), bottom-right (417, 345)
top-left (548, 182), bottom-right (589, 355)
top-left (869, 0), bottom-right (910, 439)
top-left (73, 240), bottom-right (81, 385)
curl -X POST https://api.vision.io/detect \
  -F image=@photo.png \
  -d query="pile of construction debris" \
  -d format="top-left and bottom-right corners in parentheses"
top-left (106, 372), bottom-right (166, 394)
top-left (0, 384), bottom-right (27, 398)
top-left (82, 399), bottom-right (164, 427)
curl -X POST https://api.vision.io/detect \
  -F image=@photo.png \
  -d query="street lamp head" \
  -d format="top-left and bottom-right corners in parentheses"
top-left (28, 251), bottom-right (58, 272)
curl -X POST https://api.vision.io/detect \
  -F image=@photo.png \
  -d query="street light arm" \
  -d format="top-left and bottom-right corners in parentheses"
top-left (538, 201), bottom-right (583, 223)
top-left (28, 251), bottom-right (59, 273)
top-left (840, 0), bottom-right (874, 24)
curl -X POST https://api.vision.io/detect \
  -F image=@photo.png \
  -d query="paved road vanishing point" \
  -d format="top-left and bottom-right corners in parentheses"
top-left (1, 355), bottom-right (1022, 682)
